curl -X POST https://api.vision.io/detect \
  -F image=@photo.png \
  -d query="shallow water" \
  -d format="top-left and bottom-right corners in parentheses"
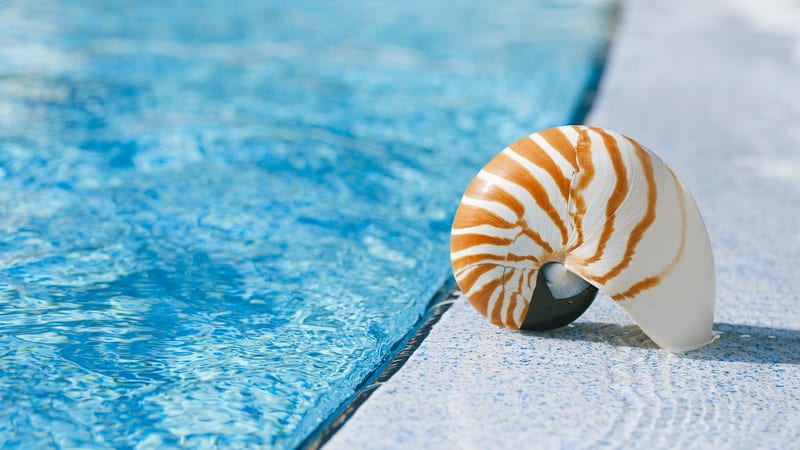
top-left (0, 1), bottom-right (614, 447)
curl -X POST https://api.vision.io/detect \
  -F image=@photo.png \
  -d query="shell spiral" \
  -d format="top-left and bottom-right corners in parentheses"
top-left (450, 126), bottom-right (715, 352)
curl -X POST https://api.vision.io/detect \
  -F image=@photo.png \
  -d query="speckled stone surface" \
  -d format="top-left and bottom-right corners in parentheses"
top-left (326, 0), bottom-right (800, 448)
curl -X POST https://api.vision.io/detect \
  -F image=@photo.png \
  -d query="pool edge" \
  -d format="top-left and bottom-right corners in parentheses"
top-left (297, 279), bottom-right (458, 450)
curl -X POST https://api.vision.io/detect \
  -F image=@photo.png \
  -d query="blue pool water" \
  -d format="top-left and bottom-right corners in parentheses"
top-left (0, 1), bottom-right (614, 448)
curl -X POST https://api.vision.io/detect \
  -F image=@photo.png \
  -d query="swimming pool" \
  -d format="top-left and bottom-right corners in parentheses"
top-left (0, 1), bottom-right (615, 447)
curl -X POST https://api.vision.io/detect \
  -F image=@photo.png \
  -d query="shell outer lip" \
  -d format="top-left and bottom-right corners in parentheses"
top-left (519, 268), bottom-right (598, 331)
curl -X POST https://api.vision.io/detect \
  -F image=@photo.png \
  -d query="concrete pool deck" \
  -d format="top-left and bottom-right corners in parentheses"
top-left (326, 0), bottom-right (800, 448)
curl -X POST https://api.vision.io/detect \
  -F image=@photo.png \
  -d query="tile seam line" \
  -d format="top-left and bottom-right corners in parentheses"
top-left (299, 1), bottom-right (622, 448)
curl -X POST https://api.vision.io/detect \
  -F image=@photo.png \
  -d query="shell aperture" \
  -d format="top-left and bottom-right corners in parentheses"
top-left (450, 126), bottom-right (715, 352)
top-left (520, 262), bottom-right (598, 331)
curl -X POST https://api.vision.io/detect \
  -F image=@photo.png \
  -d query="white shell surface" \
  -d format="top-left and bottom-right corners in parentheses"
top-left (451, 126), bottom-right (715, 351)
top-left (613, 175), bottom-right (716, 352)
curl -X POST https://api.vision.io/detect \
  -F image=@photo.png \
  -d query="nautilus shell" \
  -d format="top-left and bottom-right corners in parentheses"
top-left (450, 126), bottom-right (715, 352)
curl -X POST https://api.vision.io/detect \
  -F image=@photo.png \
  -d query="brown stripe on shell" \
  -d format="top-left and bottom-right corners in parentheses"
top-left (538, 127), bottom-right (579, 171)
top-left (489, 268), bottom-right (509, 325)
top-left (498, 270), bottom-right (522, 329)
top-left (519, 226), bottom-right (555, 254)
top-left (467, 277), bottom-right (503, 316)
top-left (451, 233), bottom-right (512, 255)
top-left (451, 203), bottom-right (515, 230)
top-left (451, 253), bottom-right (507, 273)
top-left (461, 176), bottom-right (527, 219)
top-left (483, 152), bottom-right (569, 245)
top-left (567, 128), bottom-right (595, 251)
top-left (456, 264), bottom-right (500, 295)
top-left (514, 268), bottom-right (539, 330)
top-left (526, 267), bottom-right (537, 291)
top-left (505, 289), bottom-right (518, 328)
top-left (612, 167), bottom-right (688, 300)
top-left (581, 128), bottom-right (630, 265)
top-left (508, 136), bottom-right (572, 201)
top-left (511, 267), bottom-right (531, 328)
top-left (452, 252), bottom-right (540, 274)
top-left (591, 136), bottom-right (658, 285)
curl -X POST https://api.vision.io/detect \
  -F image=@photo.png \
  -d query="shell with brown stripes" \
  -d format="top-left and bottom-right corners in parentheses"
top-left (450, 126), bottom-right (715, 352)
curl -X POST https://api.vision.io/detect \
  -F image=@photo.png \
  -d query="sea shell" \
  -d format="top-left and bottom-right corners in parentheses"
top-left (450, 126), bottom-right (715, 352)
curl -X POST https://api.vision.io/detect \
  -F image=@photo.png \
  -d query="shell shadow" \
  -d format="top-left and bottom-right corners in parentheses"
top-left (524, 322), bottom-right (800, 365)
